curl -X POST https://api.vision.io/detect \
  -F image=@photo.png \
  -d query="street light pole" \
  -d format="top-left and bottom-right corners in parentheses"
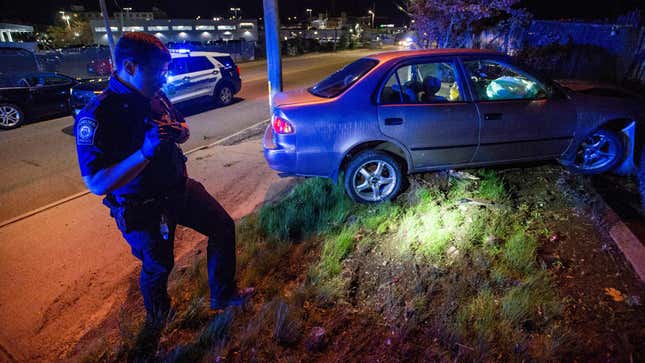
top-left (368, 10), bottom-right (375, 29)
top-left (98, 0), bottom-right (116, 66)
top-left (262, 0), bottom-right (282, 109)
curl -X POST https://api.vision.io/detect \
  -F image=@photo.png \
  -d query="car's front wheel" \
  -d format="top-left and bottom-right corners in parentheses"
top-left (215, 84), bottom-right (234, 106)
top-left (0, 103), bottom-right (25, 130)
top-left (344, 150), bottom-right (403, 203)
top-left (568, 128), bottom-right (624, 174)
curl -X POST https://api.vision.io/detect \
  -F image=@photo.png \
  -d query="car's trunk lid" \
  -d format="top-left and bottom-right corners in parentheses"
top-left (273, 88), bottom-right (327, 107)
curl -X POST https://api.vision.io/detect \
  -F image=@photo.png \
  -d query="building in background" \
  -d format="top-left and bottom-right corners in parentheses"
top-left (89, 18), bottom-right (258, 45)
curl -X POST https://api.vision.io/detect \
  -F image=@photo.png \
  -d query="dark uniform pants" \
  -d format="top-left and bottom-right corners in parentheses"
top-left (112, 178), bottom-right (236, 317)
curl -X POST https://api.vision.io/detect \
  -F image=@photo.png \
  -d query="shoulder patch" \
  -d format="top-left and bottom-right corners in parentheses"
top-left (76, 117), bottom-right (98, 146)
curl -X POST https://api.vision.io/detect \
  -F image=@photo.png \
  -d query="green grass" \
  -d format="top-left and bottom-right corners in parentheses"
top-left (81, 171), bottom-right (569, 362)
top-left (258, 178), bottom-right (353, 244)
top-left (309, 224), bottom-right (360, 284)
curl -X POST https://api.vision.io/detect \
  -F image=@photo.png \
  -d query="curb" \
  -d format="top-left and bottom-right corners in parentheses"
top-left (595, 194), bottom-right (645, 283)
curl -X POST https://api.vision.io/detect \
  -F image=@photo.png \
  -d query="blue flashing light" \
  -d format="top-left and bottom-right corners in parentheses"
top-left (170, 48), bottom-right (191, 54)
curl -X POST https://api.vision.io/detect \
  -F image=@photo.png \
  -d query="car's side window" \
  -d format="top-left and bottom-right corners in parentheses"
top-left (186, 56), bottom-right (214, 73)
top-left (380, 61), bottom-right (462, 105)
top-left (462, 59), bottom-right (547, 101)
top-left (168, 59), bottom-right (188, 76)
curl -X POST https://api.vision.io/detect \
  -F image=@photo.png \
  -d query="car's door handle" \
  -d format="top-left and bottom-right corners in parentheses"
top-left (183, 76), bottom-right (191, 82)
top-left (484, 113), bottom-right (503, 120)
top-left (212, 70), bottom-right (220, 74)
top-left (384, 117), bottom-right (403, 125)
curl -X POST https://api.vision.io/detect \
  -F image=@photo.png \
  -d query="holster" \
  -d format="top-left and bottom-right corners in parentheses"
top-left (103, 194), bottom-right (163, 233)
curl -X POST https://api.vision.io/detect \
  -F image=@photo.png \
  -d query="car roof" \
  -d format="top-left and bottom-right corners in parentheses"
top-left (170, 51), bottom-right (231, 59)
top-left (365, 48), bottom-right (506, 62)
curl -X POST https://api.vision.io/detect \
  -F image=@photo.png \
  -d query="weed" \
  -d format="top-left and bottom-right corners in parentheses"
top-left (273, 299), bottom-right (303, 345)
top-left (310, 224), bottom-right (359, 283)
top-left (475, 170), bottom-right (508, 202)
top-left (502, 230), bottom-right (538, 277)
top-left (259, 178), bottom-right (352, 243)
top-left (165, 309), bottom-right (235, 363)
top-left (501, 272), bottom-right (561, 327)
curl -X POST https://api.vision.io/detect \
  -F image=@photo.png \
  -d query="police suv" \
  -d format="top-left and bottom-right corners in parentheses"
top-left (70, 49), bottom-right (241, 115)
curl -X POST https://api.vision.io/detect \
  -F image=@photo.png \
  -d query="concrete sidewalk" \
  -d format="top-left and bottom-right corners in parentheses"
top-left (0, 134), bottom-right (292, 362)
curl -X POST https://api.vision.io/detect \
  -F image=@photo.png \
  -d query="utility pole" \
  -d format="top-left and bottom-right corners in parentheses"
top-left (98, 0), bottom-right (116, 65)
top-left (262, 0), bottom-right (282, 109)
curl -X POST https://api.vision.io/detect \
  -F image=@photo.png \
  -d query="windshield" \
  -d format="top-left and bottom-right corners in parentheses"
top-left (309, 58), bottom-right (378, 98)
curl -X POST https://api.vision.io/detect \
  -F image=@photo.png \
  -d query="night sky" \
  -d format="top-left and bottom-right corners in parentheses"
top-left (1, 0), bottom-right (643, 26)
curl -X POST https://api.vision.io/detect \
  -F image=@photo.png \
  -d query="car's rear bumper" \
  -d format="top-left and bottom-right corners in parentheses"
top-left (262, 125), bottom-right (297, 174)
top-left (231, 77), bottom-right (242, 94)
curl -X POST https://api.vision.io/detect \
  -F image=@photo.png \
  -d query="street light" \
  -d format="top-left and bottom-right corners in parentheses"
top-left (368, 10), bottom-right (375, 29)
top-left (306, 8), bottom-right (312, 20)
top-left (230, 7), bottom-right (241, 19)
top-left (59, 11), bottom-right (71, 30)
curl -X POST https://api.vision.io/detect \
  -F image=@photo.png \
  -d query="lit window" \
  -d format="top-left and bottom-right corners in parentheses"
top-left (147, 26), bottom-right (169, 31)
top-left (217, 25), bottom-right (236, 30)
top-left (172, 25), bottom-right (193, 31)
top-left (196, 25), bottom-right (215, 30)
top-left (122, 26), bottom-right (144, 32)
top-left (94, 26), bottom-right (118, 32)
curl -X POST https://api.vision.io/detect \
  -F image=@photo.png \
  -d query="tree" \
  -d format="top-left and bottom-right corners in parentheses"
top-left (45, 16), bottom-right (93, 48)
top-left (407, 0), bottom-right (531, 52)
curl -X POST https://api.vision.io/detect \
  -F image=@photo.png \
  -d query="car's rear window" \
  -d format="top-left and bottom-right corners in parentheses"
top-left (309, 58), bottom-right (378, 98)
top-left (214, 56), bottom-right (235, 68)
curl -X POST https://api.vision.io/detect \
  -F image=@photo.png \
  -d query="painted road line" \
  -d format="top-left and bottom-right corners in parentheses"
top-left (0, 118), bottom-right (271, 229)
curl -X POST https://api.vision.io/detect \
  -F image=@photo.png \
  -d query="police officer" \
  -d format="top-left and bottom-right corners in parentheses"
top-left (75, 32), bottom-right (250, 327)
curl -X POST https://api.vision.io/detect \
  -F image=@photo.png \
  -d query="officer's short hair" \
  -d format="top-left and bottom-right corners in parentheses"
top-left (114, 32), bottom-right (171, 70)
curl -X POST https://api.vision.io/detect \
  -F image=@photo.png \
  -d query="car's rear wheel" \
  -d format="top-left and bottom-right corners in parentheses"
top-left (569, 129), bottom-right (624, 174)
top-left (344, 150), bottom-right (403, 203)
top-left (0, 103), bottom-right (24, 130)
top-left (215, 84), bottom-right (234, 106)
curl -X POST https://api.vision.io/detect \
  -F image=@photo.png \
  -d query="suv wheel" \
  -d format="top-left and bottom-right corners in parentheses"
top-left (0, 103), bottom-right (24, 130)
top-left (568, 128), bottom-right (624, 174)
top-left (215, 84), bottom-right (234, 106)
top-left (344, 150), bottom-right (403, 203)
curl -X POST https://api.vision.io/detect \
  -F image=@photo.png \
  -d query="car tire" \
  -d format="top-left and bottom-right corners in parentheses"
top-left (344, 150), bottom-right (403, 203)
top-left (568, 128), bottom-right (625, 174)
top-left (0, 103), bottom-right (25, 130)
top-left (214, 84), bottom-right (234, 106)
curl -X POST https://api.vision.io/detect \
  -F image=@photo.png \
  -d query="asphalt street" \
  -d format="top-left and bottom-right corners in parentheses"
top-left (0, 49), bottom-right (379, 223)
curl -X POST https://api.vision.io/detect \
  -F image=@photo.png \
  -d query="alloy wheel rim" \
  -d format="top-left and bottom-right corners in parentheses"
top-left (574, 132), bottom-right (619, 171)
top-left (352, 159), bottom-right (397, 202)
top-left (220, 87), bottom-right (232, 104)
top-left (0, 106), bottom-right (21, 127)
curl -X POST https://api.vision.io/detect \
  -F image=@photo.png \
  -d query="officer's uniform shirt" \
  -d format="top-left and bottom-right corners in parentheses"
top-left (74, 75), bottom-right (187, 198)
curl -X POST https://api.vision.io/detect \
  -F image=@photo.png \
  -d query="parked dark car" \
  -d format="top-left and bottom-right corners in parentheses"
top-left (262, 49), bottom-right (645, 203)
top-left (0, 72), bottom-right (77, 129)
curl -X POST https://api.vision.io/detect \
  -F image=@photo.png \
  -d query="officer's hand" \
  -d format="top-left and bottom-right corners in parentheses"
top-left (167, 122), bottom-right (189, 143)
top-left (141, 124), bottom-right (172, 160)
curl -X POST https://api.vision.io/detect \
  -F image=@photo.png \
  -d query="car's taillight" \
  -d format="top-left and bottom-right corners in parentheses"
top-left (272, 115), bottom-right (294, 134)
top-left (236, 65), bottom-right (240, 77)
